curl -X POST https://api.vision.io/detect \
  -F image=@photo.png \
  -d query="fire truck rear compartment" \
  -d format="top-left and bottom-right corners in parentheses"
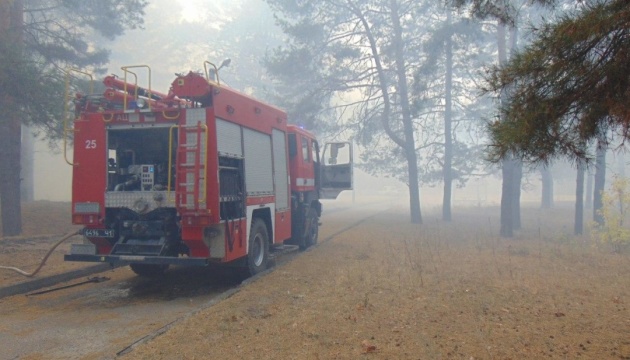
top-left (104, 126), bottom-right (182, 259)
top-left (107, 126), bottom-right (174, 192)
top-left (100, 124), bottom-right (247, 261)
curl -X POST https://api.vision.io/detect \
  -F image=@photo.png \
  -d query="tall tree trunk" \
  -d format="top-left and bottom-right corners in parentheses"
top-left (0, 119), bottom-right (22, 236)
top-left (512, 160), bottom-right (522, 230)
top-left (0, 0), bottom-right (24, 236)
top-left (390, 0), bottom-right (421, 223)
top-left (541, 165), bottom-right (553, 209)
top-left (508, 24), bottom-right (522, 231)
top-left (442, 10), bottom-right (453, 222)
top-left (497, 18), bottom-right (522, 237)
top-left (575, 161), bottom-right (585, 235)
top-left (593, 141), bottom-right (606, 226)
top-left (498, 20), bottom-right (513, 237)
top-left (353, 1), bottom-right (421, 224)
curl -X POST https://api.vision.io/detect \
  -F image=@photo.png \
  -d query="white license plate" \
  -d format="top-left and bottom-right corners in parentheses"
top-left (83, 228), bottom-right (115, 238)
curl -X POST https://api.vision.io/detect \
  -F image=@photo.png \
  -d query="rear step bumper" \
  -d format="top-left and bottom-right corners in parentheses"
top-left (64, 254), bottom-right (210, 267)
top-left (65, 243), bottom-right (300, 266)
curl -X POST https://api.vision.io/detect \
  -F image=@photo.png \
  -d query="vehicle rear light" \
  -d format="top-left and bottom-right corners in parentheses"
top-left (73, 214), bottom-right (97, 225)
top-left (183, 215), bottom-right (211, 226)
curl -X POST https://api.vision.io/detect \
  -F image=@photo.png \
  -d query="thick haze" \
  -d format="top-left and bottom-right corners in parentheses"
top-left (31, 0), bottom-right (627, 207)
top-left (34, 0), bottom-right (234, 201)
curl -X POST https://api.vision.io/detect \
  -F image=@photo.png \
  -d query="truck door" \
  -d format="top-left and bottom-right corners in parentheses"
top-left (320, 141), bottom-right (353, 199)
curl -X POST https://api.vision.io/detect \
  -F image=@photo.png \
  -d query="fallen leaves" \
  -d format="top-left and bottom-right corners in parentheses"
top-left (361, 340), bottom-right (378, 353)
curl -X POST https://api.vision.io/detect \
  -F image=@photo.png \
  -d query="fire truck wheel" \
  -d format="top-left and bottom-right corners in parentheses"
top-left (305, 209), bottom-right (319, 248)
top-left (129, 263), bottom-right (169, 277)
top-left (247, 218), bottom-right (270, 276)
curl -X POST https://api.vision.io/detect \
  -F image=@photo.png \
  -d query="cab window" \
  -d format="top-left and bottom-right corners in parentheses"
top-left (288, 134), bottom-right (297, 157)
top-left (301, 136), bottom-right (310, 163)
top-left (312, 140), bottom-right (319, 163)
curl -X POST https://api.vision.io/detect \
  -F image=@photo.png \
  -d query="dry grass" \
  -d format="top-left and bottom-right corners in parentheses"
top-left (0, 201), bottom-right (84, 286)
top-left (122, 203), bottom-right (630, 360)
top-left (0, 201), bottom-right (79, 237)
top-left (1, 201), bottom-right (629, 358)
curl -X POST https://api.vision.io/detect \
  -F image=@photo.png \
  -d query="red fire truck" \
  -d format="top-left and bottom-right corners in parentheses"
top-left (63, 63), bottom-right (352, 277)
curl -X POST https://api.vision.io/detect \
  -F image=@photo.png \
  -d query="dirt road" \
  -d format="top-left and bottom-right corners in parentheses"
top-left (0, 200), bottom-right (383, 360)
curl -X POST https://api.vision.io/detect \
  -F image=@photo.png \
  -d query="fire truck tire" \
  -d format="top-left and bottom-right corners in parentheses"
top-left (302, 209), bottom-right (319, 250)
top-left (129, 263), bottom-right (169, 277)
top-left (246, 218), bottom-right (270, 276)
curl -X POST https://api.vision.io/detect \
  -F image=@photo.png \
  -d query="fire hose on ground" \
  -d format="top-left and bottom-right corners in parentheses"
top-left (0, 230), bottom-right (81, 277)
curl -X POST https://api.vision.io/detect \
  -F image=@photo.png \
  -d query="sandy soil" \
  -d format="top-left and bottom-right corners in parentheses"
top-left (122, 203), bottom-right (630, 360)
top-left (0, 201), bottom-right (85, 287)
top-left (0, 201), bottom-right (79, 237)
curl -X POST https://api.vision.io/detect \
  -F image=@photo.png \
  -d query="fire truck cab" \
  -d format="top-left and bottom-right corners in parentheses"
top-left (64, 64), bottom-right (352, 277)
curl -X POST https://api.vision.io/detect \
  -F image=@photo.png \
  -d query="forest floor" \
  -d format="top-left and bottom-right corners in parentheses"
top-left (2, 200), bottom-right (630, 359)
top-left (0, 201), bottom-right (85, 287)
top-left (122, 201), bottom-right (630, 360)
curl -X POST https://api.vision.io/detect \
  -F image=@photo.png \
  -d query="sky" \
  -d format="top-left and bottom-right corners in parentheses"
top-left (176, 0), bottom-right (207, 23)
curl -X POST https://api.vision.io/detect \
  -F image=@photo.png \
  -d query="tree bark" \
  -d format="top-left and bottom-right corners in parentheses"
top-left (0, 116), bottom-right (22, 236)
top-left (593, 141), bottom-right (606, 226)
top-left (0, 0), bottom-right (24, 236)
top-left (512, 160), bottom-right (522, 230)
top-left (541, 165), bottom-right (553, 209)
top-left (442, 10), bottom-right (453, 222)
top-left (575, 161), bottom-right (585, 235)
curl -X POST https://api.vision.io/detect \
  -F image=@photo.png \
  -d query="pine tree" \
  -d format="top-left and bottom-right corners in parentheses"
top-left (484, 0), bottom-right (630, 163)
top-left (265, 0), bottom-right (425, 223)
top-left (0, 0), bottom-right (147, 236)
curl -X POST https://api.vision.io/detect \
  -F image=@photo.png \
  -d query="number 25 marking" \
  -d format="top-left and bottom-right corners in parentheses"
top-left (85, 140), bottom-right (97, 149)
